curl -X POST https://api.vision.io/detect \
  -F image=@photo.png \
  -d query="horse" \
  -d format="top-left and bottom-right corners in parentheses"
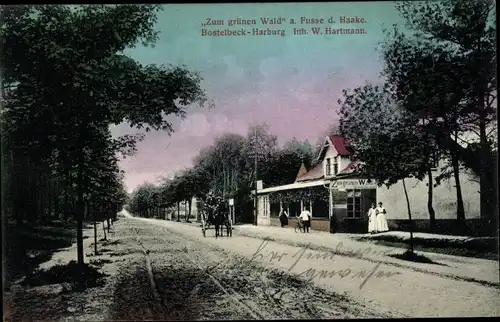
top-left (213, 203), bottom-right (230, 238)
top-left (200, 196), bottom-right (217, 228)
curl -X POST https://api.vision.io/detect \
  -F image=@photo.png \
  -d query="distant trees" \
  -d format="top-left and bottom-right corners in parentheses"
top-left (1, 5), bottom-right (208, 265)
top-left (128, 123), bottom-right (315, 223)
top-left (264, 138), bottom-right (315, 187)
top-left (129, 183), bottom-right (159, 218)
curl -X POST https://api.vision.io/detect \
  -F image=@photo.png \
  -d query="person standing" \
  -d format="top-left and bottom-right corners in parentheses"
top-left (299, 207), bottom-right (311, 233)
top-left (279, 208), bottom-right (289, 228)
top-left (367, 203), bottom-right (377, 234)
top-left (376, 202), bottom-right (389, 232)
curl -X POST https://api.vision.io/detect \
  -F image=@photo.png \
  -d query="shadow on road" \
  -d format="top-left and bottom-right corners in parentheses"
top-left (109, 263), bottom-right (213, 320)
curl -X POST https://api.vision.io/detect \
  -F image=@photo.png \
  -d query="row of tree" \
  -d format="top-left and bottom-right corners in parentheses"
top-left (338, 0), bottom-right (497, 240)
top-left (128, 123), bottom-right (321, 222)
top-left (1, 5), bottom-right (208, 265)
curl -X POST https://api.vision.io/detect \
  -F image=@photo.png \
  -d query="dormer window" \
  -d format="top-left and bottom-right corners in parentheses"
top-left (326, 157), bottom-right (338, 176)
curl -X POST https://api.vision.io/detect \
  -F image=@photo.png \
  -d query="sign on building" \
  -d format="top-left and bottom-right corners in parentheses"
top-left (331, 179), bottom-right (377, 189)
top-left (228, 198), bottom-right (234, 206)
top-left (256, 180), bottom-right (263, 190)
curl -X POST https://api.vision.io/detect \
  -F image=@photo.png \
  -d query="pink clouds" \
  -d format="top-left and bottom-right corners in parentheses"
top-left (116, 72), bottom-right (370, 193)
top-left (116, 44), bottom-right (382, 193)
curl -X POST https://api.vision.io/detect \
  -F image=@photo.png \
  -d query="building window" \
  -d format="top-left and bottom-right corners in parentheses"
top-left (261, 196), bottom-right (269, 217)
top-left (347, 189), bottom-right (362, 219)
top-left (326, 157), bottom-right (339, 176)
top-left (430, 150), bottom-right (440, 169)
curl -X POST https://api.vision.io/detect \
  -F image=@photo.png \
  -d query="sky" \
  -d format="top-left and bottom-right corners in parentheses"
top-left (111, 2), bottom-right (406, 193)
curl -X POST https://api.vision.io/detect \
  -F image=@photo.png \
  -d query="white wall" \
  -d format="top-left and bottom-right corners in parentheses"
top-left (377, 169), bottom-right (480, 220)
top-left (257, 195), bottom-right (271, 225)
top-left (323, 144), bottom-right (338, 178)
top-left (322, 141), bottom-right (352, 177)
top-left (339, 156), bottom-right (351, 172)
top-left (323, 143), bottom-right (336, 173)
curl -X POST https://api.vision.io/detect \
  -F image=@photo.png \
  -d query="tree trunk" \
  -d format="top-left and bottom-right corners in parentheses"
top-left (10, 150), bottom-right (21, 226)
top-left (76, 155), bottom-right (85, 266)
top-left (76, 201), bottom-right (85, 265)
top-left (427, 169), bottom-right (436, 233)
top-left (93, 204), bottom-right (98, 255)
top-left (47, 181), bottom-right (53, 221)
top-left (107, 216), bottom-right (111, 233)
top-left (451, 131), bottom-right (466, 235)
top-left (54, 185), bottom-right (60, 220)
top-left (479, 121), bottom-right (496, 228)
top-left (29, 160), bottom-right (38, 223)
top-left (402, 179), bottom-right (414, 254)
top-left (72, 198), bottom-right (77, 219)
top-left (476, 37), bottom-right (497, 234)
top-left (63, 184), bottom-right (70, 221)
top-left (177, 202), bottom-right (181, 221)
top-left (102, 220), bottom-right (107, 241)
top-left (38, 184), bottom-right (44, 223)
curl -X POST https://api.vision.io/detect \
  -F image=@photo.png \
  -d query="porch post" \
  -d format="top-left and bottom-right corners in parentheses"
top-left (280, 200), bottom-right (283, 212)
top-left (309, 201), bottom-right (313, 216)
top-left (300, 200), bottom-right (304, 211)
top-left (329, 188), bottom-right (333, 218)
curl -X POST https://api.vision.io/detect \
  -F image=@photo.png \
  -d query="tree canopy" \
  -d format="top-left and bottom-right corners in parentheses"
top-left (1, 4), bottom-right (208, 264)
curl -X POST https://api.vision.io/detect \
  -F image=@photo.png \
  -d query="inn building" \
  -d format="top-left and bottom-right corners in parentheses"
top-left (254, 135), bottom-right (482, 234)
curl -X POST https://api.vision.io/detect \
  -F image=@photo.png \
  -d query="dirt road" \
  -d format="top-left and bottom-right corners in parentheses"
top-left (121, 213), bottom-right (499, 318)
top-left (5, 213), bottom-right (499, 321)
top-left (107, 217), bottom-right (391, 320)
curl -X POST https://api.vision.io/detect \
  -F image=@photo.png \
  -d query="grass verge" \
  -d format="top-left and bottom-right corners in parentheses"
top-left (3, 219), bottom-right (92, 288)
top-left (356, 235), bottom-right (498, 260)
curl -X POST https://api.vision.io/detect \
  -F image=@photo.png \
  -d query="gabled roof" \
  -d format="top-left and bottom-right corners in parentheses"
top-left (316, 135), bottom-right (352, 162)
top-left (296, 155), bottom-right (359, 182)
top-left (294, 135), bottom-right (356, 183)
top-left (296, 162), bottom-right (324, 182)
top-left (329, 135), bottom-right (352, 157)
top-left (295, 162), bottom-right (308, 181)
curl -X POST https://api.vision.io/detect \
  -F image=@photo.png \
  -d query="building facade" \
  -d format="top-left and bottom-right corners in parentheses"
top-left (255, 135), bottom-right (482, 234)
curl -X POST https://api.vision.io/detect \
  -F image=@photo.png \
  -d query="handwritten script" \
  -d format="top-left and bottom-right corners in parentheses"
top-left (246, 240), bottom-right (401, 290)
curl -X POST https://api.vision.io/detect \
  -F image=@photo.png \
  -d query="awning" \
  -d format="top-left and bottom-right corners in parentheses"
top-left (255, 179), bottom-right (329, 194)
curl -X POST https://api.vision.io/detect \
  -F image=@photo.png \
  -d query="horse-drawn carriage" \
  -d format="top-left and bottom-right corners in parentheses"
top-left (200, 195), bottom-right (232, 238)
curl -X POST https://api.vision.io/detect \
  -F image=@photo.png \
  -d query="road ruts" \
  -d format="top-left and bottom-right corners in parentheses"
top-left (131, 226), bottom-right (265, 320)
top-left (109, 218), bottom-right (392, 320)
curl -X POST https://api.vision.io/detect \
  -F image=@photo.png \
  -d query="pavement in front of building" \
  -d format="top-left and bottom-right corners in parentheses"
top-left (346, 230), bottom-right (470, 241)
top-left (234, 224), bottom-right (499, 286)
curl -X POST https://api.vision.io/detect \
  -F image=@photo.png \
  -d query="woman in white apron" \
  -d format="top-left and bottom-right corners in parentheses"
top-left (367, 203), bottom-right (377, 234)
top-left (376, 202), bottom-right (389, 232)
